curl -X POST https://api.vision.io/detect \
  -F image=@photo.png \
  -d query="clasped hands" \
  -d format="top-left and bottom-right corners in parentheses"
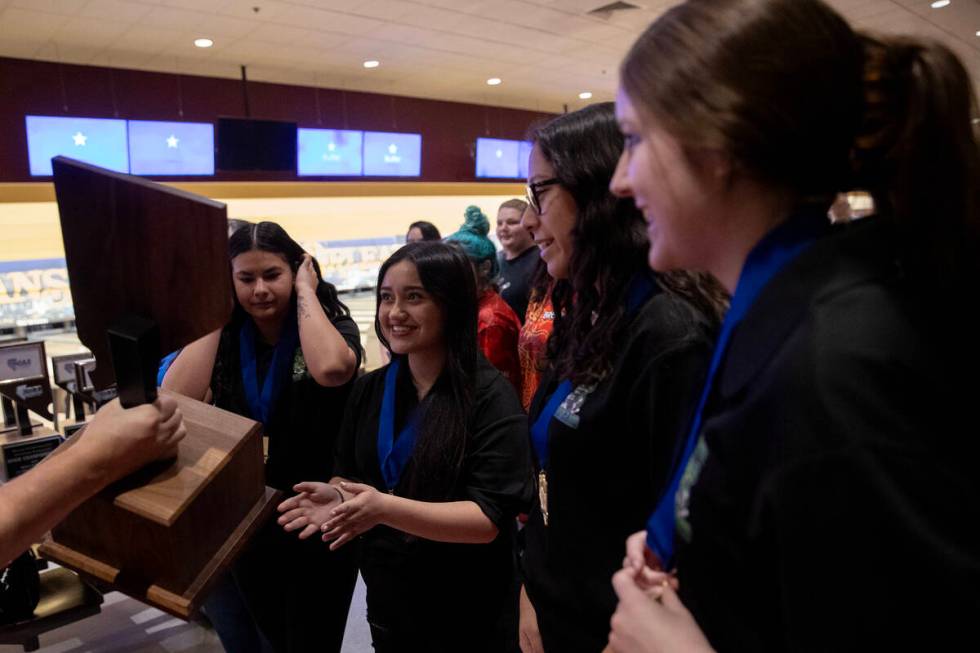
top-left (605, 530), bottom-right (714, 653)
top-left (277, 480), bottom-right (389, 551)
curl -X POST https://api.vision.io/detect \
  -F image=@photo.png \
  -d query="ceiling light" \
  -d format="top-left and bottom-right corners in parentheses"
top-left (976, 30), bottom-right (980, 36)
top-left (194, 38), bottom-right (214, 48)
top-left (931, 0), bottom-right (950, 8)
top-left (486, 78), bottom-right (502, 86)
top-left (363, 60), bottom-right (380, 68)
top-left (579, 91), bottom-right (593, 100)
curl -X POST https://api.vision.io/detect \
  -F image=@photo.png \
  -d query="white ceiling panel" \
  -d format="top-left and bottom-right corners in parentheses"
top-left (348, 0), bottom-right (419, 21)
top-left (81, 0), bottom-right (155, 22)
top-left (243, 22), bottom-right (324, 46)
top-left (370, 23), bottom-right (438, 45)
top-left (53, 17), bottom-right (134, 46)
top-left (141, 5), bottom-right (216, 30)
top-left (0, 39), bottom-right (38, 60)
top-left (0, 7), bottom-right (70, 42)
top-left (214, 0), bottom-right (293, 22)
top-left (9, 0), bottom-right (87, 15)
top-left (396, 5), bottom-right (467, 31)
top-left (114, 25), bottom-right (189, 56)
top-left (276, 5), bottom-right (384, 33)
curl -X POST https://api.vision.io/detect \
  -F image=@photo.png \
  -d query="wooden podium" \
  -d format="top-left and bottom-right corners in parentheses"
top-left (39, 157), bottom-right (280, 619)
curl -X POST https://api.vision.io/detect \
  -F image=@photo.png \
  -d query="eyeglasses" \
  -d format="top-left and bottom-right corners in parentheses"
top-left (525, 178), bottom-right (560, 215)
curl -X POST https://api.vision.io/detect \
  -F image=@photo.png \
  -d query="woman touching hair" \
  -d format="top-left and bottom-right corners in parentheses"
top-left (163, 221), bottom-right (361, 653)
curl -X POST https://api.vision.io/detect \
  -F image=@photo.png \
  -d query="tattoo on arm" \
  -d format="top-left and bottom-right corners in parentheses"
top-left (297, 295), bottom-right (311, 320)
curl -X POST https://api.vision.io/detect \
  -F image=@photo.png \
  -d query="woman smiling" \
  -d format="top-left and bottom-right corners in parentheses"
top-left (278, 241), bottom-right (532, 652)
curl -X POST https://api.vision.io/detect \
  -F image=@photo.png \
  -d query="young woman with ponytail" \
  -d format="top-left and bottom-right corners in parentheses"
top-left (278, 241), bottom-right (531, 652)
top-left (607, 1), bottom-right (980, 651)
top-left (162, 221), bottom-right (361, 653)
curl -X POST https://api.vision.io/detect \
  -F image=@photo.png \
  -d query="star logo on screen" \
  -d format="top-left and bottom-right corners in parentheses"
top-left (166, 134), bottom-right (180, 148)
top-left (388, 144), bottom-right (398, 154)
top-left (327, 143), bottom-right (336, 152)
top-left (495, 149), bottom-right (503, 158)
top-left (72, 131), bottom-right (87, 146)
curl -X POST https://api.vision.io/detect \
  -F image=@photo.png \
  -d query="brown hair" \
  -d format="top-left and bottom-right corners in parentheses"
top-left (621, 0), bottom-right (980, 291)
top-left (498, 198), bottom-right (528, 213)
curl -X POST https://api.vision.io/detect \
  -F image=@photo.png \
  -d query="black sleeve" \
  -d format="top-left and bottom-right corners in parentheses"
top-left (628, 336), bottom-right (711, 505)
top-left (759, 445), bottom-right (980, 650)
top-left (463, 373), bottom-right (534, 528)
top-left (332, 373), bottom-right (369, 482)
top-left (753, 315), bottom-right (980, 651)
top-left (330, 313), bottom-right (363, 370)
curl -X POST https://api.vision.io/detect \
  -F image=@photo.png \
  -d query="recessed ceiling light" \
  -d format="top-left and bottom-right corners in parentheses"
top-left (931, 0), bottom-right (950, 8)
top-left (486, 77), bottom-right (502, 86)
top-left (579, 91), bottom-right (593, 100)
top-left (976, 30), bottom-right (980, 36)
top-left (363, 60), bottom-right (380, 68)
top-left (194, 38), bottom-right (214, 48)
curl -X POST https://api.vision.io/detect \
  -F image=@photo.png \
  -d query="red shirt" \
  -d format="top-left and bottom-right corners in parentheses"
top-left (478, 290), bottom-right (522, 394)
top-left (518, 293), bottom-right (555, 411)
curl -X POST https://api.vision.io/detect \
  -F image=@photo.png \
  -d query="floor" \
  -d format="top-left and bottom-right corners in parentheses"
top-left (0, 574), bottom-right (373, 652)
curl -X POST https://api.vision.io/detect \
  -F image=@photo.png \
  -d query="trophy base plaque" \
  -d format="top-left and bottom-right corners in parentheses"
top-left (40, 391), bottom-right (281, 619)
top-left (1, 427), bottom-right (63, 482)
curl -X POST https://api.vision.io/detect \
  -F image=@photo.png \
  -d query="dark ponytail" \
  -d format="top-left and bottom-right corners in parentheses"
top-left (229, 221), bottom-right (351, 321)
top-left (852, 35), bottom-right (980, 291)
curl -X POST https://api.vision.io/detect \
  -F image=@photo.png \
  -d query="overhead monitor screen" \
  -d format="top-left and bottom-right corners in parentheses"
top-left (297, 128), bottom-right (363, 176)
top-left (217, 117), bottom-right (297, 171)
top-left (128, 120), bottom-right (214, 176)
top-left (518, 140), bottom-right (533, 180)
top-left (475, 138), bottom-right (520, 178)
top-left (25, 115), bottom-right (129, 176)
top-left (363, 131), bottom-right (421, 177)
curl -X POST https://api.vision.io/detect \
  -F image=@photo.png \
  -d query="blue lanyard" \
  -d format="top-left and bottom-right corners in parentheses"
top-left (377, 357), bottom-right (421, 491)
top-left (646, 208), bottom-right (830, 567)
top-left (530, 379), bottom-right (573, 469)
top-left (239, 311), bottom-right (299, 425)
top-left (530, 270), bottom-right (659, 470)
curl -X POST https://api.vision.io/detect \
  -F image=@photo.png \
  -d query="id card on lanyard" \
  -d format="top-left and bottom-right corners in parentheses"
top-left (530, 271), bottom-right (659, 526)
top-left (645, 207), bottom-right (830, 568)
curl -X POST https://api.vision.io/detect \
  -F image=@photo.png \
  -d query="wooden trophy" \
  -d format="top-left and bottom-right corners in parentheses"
top-left (39, 157), bottom-right (280, 619)
top-left (0, 339), bottom-right (64, 481)
top-left (50, 351), bottom-right (95, 429)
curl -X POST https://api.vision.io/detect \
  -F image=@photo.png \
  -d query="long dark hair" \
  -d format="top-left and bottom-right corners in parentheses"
top-left (407, 220), bottom-right (442, 241)
top-left (375, 241), bottom-right (478, 500)
top-left (621, 0), bottom-right (980, 296)
top-left (533, 103), bottom-right (725, 386)
top-left (228, 221), bottom-right (351, 323)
